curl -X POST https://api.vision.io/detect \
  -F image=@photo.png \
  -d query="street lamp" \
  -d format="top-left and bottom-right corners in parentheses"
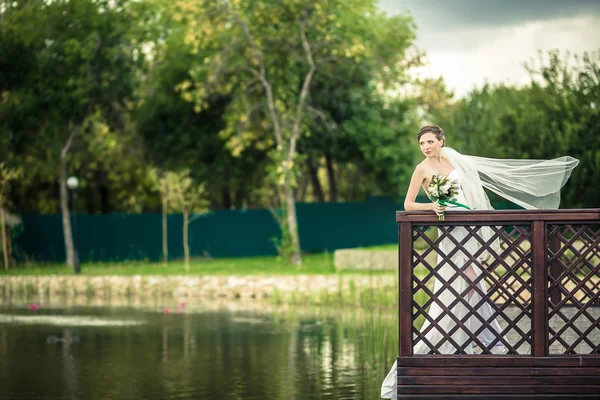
top-left (66, 176), bottom-right (81, 274)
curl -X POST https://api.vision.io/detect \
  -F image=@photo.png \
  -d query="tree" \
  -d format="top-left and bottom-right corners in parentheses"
top-left (177, 0), bottom-right (416, 263)
top-left (134, 17), bottom-right (272, 211)
top-left (149, 168), bottom-right (209, 270)
top-left (0, 163), bottom-right (22, 270)
top-left (300, 67), bottom-right (418, 202)
top-left (0, 0), bottom-right (143, 267)
top-left (340, 85), bottom-right (418, 198)
top-left (149, 168), bottom-right (172, 266)
top-left (165, 170), bottom-right (209, 271)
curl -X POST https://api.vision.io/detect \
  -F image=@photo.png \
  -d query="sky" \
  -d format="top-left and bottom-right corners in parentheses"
top-left (378, 0), bottom-right (600, 97)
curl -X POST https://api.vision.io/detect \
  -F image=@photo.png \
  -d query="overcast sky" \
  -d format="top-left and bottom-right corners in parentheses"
top-left (378, 0), bottom-right (600, 96)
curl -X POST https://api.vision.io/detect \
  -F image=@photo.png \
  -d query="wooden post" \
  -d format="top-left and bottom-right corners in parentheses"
top-left (532, 220), bottom-right (548, 357)
top-left (399, 222), bottom-right (413, 357)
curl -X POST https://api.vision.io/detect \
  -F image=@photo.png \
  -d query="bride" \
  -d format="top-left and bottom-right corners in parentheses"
top-left (380, 125), bottom-right (579, 399)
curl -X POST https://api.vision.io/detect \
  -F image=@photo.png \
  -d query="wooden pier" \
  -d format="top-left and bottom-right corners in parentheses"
top-left (396, 209), bottom-right (600, 399)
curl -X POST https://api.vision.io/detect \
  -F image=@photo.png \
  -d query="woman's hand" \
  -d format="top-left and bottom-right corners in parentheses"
top-left (432, 202), bottom-right (446, 216)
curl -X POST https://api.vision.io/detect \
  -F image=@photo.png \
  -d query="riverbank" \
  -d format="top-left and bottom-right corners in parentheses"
top-left (0, 274), bottom-right (398, 307)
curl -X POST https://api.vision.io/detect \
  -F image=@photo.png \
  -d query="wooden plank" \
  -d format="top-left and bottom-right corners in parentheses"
top-left (532, 220), bottom-right (548, 357)
top-left (398, 376), bottom-right (534, 385)
top-left (534, 357), bottom-right (600, 367)
top-left (398, 367), bottom-right (534, 376)
top-left (535, 367), bottom-right (600, 376)
top-left (536, 385), bottom-right (600, 394)
top-left (398, 385), bottom-right (535, 394)
top-left (396, 209), bottom-right (600, 223)
top-left (535, 376), bottom-right (600, 385)
top-left (399, 222), bottom-right (413, 357)
top-left (397, 356), bottom-right (535, 367)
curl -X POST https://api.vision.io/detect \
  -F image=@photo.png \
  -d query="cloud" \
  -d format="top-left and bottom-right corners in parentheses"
top-left (418, 15), bottom-right (600, 96)
top-left (379, 1), bottom-right (600, 97)
top-left (379, 0), bottom-right (600, 31)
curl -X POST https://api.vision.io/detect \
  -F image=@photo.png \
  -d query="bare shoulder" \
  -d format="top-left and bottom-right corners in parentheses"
top-left (415, 161), bottom-right (426, 172)
top-left (414, 161), bottom-right (430, 178)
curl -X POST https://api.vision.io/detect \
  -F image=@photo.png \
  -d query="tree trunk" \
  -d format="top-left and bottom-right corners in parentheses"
top-left (232, 14), bottom-right (315, 266)
top-left (60, 152), bottom-right (75, 268)
top-left (306, 155), bottom-right (324, 202)
top-left (297, 176), bottom-right (309, 202)
top-left (59, 118), bottom-right (86, 269)
top-left (285, 184), bottom-right (301, 265)
top-left (93, 169), bottom-right (110, 213)
top-left (325, 151), bottom-right (337, 202)
top-left (0, 193), bottom-right (9, 271)
top-left (162, 194), bottom-right (168, 266)
top-left (353, 168), bottom-right (361, 201)
top-left (86, 182), bottom-right (95, 213)
top-left (6, 226), bottom-right (11, 267)
top-left (221, 187), bottom-right (231, 210)
top-left (99, 184), bottom-right (110, 213)
top-left (183, 208), bottom-right (190, 271)
top-left (234, 185), bottom-right (245, 209)
top-left (346, 168), bottom-right (353, 202)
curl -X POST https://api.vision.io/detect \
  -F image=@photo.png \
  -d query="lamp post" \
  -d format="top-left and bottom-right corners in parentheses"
top-left (66, 176), bottom-right (80, 274)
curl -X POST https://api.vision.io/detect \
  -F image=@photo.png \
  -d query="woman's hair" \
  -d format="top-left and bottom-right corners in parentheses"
top-left (417, 125), bottom-right (445, 146)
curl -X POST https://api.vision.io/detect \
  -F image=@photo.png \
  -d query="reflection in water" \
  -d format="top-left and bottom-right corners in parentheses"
top-left (0, 299), bottom-right (397, 400)
top-left (0, 314), bottom-right (145, 326)
top-left (62, 328), bottom-right (79, 400)
top-left (183, 314), bottom-right (190, 365)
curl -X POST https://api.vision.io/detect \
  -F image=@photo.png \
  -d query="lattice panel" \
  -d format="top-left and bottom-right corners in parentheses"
top-left (484, 225), bottom-right (532, 307)
top-left (412, 224), bottom-right (532, 355)
top-left (548, 223), bottom-right (600, 354)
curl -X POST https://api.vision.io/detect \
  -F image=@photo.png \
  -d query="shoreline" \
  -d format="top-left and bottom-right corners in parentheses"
top-left (0, 274), bottom-right (398, 307)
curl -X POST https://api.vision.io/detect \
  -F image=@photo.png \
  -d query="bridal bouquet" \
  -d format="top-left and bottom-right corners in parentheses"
top-left (427, 174), bottom-right (470, 220)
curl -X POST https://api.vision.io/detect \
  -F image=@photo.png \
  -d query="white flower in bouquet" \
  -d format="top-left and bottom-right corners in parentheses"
top-left (427, 174), bottom-right (468, 220)
top-left (440, 182), bottom-right (452, 194)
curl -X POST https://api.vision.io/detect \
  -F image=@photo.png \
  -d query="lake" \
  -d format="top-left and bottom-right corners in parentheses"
top-left (0, 297), bottom-right (397, 400)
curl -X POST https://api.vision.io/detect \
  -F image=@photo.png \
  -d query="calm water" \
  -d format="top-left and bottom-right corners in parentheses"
top-left (0, 298), bottom-right (397, 400)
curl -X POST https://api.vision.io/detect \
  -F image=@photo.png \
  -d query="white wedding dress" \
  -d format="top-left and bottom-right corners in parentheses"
top-left (380, 169), bottom-right (507, 399)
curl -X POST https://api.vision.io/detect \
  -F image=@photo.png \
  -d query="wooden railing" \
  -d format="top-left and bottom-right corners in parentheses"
top-left (396, 209), bottom-right (600, 399)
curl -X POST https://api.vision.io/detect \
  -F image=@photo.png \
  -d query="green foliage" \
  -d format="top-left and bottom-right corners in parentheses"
top-left (176, 0), bottom-right (417, 186)
top-left (135, 11), bottom-right (273, 209)
top-left (0, 0), bottom-right (149, 213)
top-left (431, 50), bottom-right (600, 208)
top-left (0, 163), bottom-right (22, 192)
top-left (2, 0), bottom-right (597, 219)
top-left (164, 169), bottom-right (209, 215)
top-left (339, 85), bottom-right (417, 197)
top-left (269, 209), bottom-right (297, 261)
top-left (173, 0), bottom-right (420, 263)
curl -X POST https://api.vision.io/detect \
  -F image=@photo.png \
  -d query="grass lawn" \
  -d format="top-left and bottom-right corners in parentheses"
top-left (361, 228), bottom-right (437, 252)
top-left (358, 244), bottom-right (396, 251)
top-left (0, 251), bottom-right (398, 276)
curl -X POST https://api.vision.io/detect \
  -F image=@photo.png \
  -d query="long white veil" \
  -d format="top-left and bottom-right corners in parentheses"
top-left (441, 147), bottom-right (579, 211)
top-left (441, 147), bottom-right (578, 260)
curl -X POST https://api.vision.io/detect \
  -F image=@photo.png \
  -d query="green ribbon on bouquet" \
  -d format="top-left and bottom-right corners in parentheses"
top-left (437, 199), bottom-right (471, 221)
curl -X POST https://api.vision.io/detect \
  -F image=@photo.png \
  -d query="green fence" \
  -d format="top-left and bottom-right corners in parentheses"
top-left (14, 196), bottom-right (521, 263)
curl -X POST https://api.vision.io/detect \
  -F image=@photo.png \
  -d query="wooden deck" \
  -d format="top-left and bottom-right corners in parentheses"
top-left (395, 209), bottom-right (600, 399)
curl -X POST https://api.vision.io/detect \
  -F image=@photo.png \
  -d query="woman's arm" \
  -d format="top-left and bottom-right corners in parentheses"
top-left (404, 166), bottom-right (445, 215)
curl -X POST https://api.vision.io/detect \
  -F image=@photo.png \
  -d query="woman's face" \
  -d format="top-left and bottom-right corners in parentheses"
top-left (419, 132), bottom-right (443, 158)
